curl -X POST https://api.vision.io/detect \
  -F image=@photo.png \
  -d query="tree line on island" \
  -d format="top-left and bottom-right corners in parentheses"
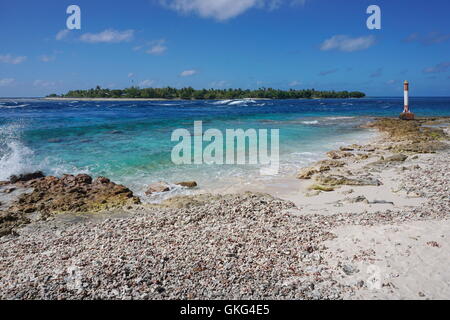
top-left (48, 86), bottom-right (366, 100)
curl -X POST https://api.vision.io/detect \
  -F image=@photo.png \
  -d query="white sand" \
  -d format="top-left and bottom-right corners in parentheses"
top-left (325, 219), bottom-right (450, 300)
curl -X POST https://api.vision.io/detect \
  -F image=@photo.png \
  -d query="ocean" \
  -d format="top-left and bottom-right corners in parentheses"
top-left (1, 97), bottom-right (449, 201)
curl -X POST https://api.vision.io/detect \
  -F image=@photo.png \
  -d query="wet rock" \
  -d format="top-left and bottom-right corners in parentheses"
top-left (94, 177), bottom-right (110, 185)
top-left (315, 159), bottom-right (345, 168)
top-left (9, 171), bottom-right (45, 184)
top-left (355, 154), bottom-right (369, 160)
top-left (2, 187), bottom-right (16, 194)
top-left (0, 211), bottom-right (30, 237)
top-left (8, 174), bottom-right (140, 217)
top-left (327, 151), bottom-right (354, 160)
top-left (309, 184), bottom-right (334, 192)
top-left (314, 174), bottom-right (382, 187)
top-left (297, 168), bottom-right (318, 180)
top-left (176, 181), bottom-right (198, 188)
top-left (297, 164), bottom-right (331, 180)
top-left (145, 182), bottom-right (171, 195)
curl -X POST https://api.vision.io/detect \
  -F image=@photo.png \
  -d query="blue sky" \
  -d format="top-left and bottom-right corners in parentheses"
top-left (0, 0), bottom-right (449, 97)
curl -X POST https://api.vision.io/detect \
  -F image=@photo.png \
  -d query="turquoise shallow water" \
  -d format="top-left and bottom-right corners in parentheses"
top-left (1, 97), bottom-right (449, 200)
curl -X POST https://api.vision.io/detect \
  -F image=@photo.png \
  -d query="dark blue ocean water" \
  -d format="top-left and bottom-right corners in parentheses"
top-left (1, 97), bottom-right (449, 199)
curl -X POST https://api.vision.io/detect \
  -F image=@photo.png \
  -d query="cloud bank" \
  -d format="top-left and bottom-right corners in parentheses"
top-left (161, 0), bottom-right (308, 21)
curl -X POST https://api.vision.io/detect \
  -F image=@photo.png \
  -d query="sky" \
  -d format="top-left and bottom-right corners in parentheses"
top-left (0, 0), bottom-right (449, 97)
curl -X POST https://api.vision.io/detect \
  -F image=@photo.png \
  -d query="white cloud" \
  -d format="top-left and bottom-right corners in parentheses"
top-left (180, 69), bottom-right (198, 77)
top-left (0, 78), bottom-right (15, 86)
top-left (146, 40), bottom-right (168, 55)
top-left (386, 80), bottom-right (396, 85)
top-left (161, 0), bottom-right (307, 21)
top-left (320, 35), bottom-right (376, 52)
top-left (128, 73), bottom-right (135, 78)
top-left (0, 54), bottom-right (27, 64)
top-left (139, 80), bottom-right (156, 87)
top-left (80, 29), bottom-right (134, 43)
top-left (55, 29), bottom-right (70, 41)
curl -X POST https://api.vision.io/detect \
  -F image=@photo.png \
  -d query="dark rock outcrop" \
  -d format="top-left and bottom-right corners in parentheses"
top-left (176, 181), bottom-right (198, 188)
top-left (8, 174), bottom-right (140, 217)
top-left (9, 171), bottom-right (45, 184)
top-left (0, 211), bottom-right (29, 237)
top-left (145, 182), bottom-right (171, 195)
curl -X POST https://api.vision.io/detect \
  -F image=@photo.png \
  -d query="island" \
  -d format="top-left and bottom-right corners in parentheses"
top-left (46, 86), bottom-right (366, 100)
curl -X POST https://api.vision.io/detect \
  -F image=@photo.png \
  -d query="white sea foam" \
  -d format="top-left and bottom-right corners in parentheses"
top-left (0, 104), bottom-right (29, 109)
top-left (228, 99), bottom-right (256, 105)
top-left (0, 124), bottom-right (36, 180)
top-left (211, 99), bottom-right (258, 106)
top-left (301, 120), bottom-right (319, 125)
top-left (211, 99), bottom-right (233, 105)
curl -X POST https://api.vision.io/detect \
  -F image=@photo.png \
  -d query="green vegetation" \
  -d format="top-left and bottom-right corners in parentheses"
top-left (49, 85), bottom-right (366, 100)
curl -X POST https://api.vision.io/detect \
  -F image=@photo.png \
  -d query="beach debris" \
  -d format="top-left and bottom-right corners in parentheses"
top-left (344, 196), bottom-right (369, 204)
top-left (175, 181), bottom-right (198, 188)
top-left (342, 264), bottom-right (359, 276)
top-left (341, 189), bottom-right (354, 195)
top-left (369, 200), bottom-right (394, 205)
top-left (145, 182), bottom-right (171, 195)
top-left (426, 241), bottom-right (441, 248)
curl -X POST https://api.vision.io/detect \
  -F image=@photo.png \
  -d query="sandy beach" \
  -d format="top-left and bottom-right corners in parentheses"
top-left (0, 117), bottom-right (449, 300)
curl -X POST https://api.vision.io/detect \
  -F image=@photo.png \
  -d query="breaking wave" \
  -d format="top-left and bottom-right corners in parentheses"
top-left (0, 124), bottom-right (35, 180)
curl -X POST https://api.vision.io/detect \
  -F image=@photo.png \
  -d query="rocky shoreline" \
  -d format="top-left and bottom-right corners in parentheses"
top-left (0, 117), bottom-right (449, 299)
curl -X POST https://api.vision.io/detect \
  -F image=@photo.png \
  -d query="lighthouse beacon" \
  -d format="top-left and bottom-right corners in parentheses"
top-left (400, 80), bottom-right (415, 120)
